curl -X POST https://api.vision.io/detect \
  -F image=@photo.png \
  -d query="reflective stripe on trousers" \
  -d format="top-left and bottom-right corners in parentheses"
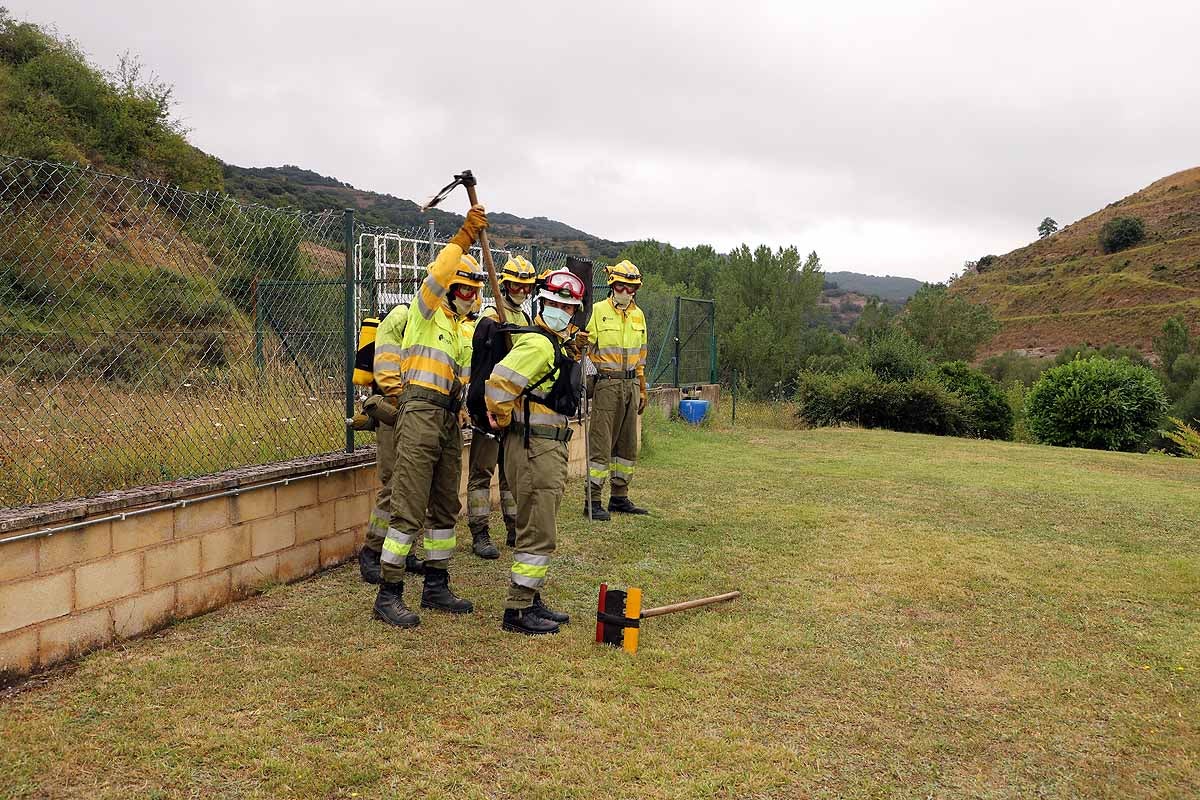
top-left (510, 552), bottom-right (550, 589)
top-left (381, 527), bottom-right (415, 564)
top-left (467, 489), bottom-right (491, 519)
top-left (424, 527), bottom-right (456, 561)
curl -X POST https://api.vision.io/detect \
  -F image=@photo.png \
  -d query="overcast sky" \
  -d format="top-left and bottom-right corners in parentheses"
top-left (18, 1), bottom-right (1200, 281)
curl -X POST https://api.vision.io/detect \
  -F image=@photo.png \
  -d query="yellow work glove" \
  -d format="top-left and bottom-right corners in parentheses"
top-left (450, 204), bottom-right (488, 251)
top-left (457, 407), bottom-right (470, 429)
top-left (638, 379), bottom-right (647, 415)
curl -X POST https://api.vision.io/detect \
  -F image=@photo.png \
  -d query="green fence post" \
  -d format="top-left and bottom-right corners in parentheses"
top-left (530, 244), bottom-right (540, 273)
top-left (672, 296), bottom-right (681, 388)
top-left (709, 301), bottom-right (717, 384)
top-left (253, 276), bottom-right (264, 373)
top-left (343, 208), bottom-right (356, 453)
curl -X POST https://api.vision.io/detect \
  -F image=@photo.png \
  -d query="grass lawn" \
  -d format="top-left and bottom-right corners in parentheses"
top-left (2, 415), bottom-right (1198, 799)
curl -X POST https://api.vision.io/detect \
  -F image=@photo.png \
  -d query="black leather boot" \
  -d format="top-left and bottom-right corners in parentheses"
top-left (405, 552), bottom-right (425, 575)
top-left (608, 496), bottom-right (649, 515)
top-left (532, 592), bottom-right (569, 625)
top-left (472, 530), bottom-right (499, 559)
top-left (421, 568), bottom-right (474, 614)
top-left (373, 581), bottom-right (419, 628)
top-left (502, 607), bottom-right (560, 635)
top-left (358, 546), bottom-right (381, 584)
top-left (504, 518), bottom-right (517, 548)
top-left (584, 500), bottom-right (611, 521)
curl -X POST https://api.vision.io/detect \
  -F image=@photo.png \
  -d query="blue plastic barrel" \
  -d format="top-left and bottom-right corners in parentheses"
top-left (678, 398), bottom-right (709, 425)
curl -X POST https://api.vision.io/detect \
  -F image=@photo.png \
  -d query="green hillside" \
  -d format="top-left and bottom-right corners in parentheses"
top-left (951, 167), bottom-right (1200, 356)
top-left (222, 164), bottom-right (629, 259)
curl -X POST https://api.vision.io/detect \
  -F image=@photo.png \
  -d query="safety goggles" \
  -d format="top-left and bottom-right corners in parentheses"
top-left (611, 282), bottom-right (637, 294)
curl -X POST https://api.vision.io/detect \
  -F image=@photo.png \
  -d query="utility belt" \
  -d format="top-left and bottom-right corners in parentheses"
top-left (596, 369), bottom-right (638, 380)
top-left (399, 384), bottom-right (462, 414)
top-left (509, 423), bottom-right (573, 443)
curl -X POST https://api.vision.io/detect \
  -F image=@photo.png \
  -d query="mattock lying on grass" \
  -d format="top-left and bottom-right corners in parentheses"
top-left (595, 584), bottom-right (741, 654)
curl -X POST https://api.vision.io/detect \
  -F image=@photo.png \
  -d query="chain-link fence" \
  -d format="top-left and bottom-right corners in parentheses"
top-left (2, 156), bottom-right (717, 510)
top-left (1, 156), bottom-right (352, 507)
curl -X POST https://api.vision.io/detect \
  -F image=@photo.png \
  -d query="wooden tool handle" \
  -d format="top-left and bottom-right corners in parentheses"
top-left (462, 181), bottom-right (507, 326)
top-left (640, 590), bottom-right (741, 619)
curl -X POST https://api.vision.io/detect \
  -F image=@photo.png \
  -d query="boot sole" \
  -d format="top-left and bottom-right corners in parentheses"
top-left (472, 550), bottom-right (500, 560)
top-left (372, 608), bottom-right (420, 628)
top-left (501, 621), bottom-right (560, 635)
top-left (608, 509), bottom-right (649, 515)
top-left (421, 601), bottom-right (474, 614)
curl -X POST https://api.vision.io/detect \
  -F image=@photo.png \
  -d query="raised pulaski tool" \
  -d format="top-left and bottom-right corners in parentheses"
top-left (595, 584), bottom-right (741, 654)
top-left (420, 169), bottom-right (507, 325)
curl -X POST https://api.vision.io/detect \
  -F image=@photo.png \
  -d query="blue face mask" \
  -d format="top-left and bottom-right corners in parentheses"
top-left (541, 306), bottom-right (572, 332)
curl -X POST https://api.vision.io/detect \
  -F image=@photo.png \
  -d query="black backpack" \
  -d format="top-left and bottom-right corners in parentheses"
top-left (468, 317), bottom-right (582, 440)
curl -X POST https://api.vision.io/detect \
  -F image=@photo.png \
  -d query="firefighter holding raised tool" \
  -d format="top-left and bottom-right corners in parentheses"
top-left (584, 260), bottom-right (650, 520)
top-left (371, 205), bottom-right (488, 628)
top-left (465, 256), bottom-right (535, 559)
top-left (485, 268), bottom-right (586, 635)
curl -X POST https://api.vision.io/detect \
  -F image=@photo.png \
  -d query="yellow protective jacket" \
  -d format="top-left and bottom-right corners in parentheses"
top-left (485, 316), bottom-right (570, 430)
top-left (372, 302), bottom-right (410, 397)
top-left (586, 297), bottom-right (648, 395)
top-left (397, 243), bottom-right (473, 396)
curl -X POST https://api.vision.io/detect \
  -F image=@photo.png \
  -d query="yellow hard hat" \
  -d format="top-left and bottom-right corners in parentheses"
top-left (449, 252), bottom-right (486, 290)
top-left (499, 255), bottom-right (537, 286)
top-left (606, 259), bottom-right (642, 287)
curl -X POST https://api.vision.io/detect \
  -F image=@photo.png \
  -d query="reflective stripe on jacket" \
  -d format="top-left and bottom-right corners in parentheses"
top-left (372, 303), bottom-right (410, 397)
top-left (484, 321), bottom-right (568, 429)
top-left (586, 297), bottom-right (648, 378)
top-left (399, 243), bottom-right (473, 396)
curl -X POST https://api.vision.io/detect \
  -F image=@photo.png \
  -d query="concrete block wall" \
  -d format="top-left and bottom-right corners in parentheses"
top-left (0, 466), bottom-right (376, 682)
top-left (0, 420), bottom-right (590, 683)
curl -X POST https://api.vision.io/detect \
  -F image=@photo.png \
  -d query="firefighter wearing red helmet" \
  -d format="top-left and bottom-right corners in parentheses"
top-left (484, 268), bottom-right (586, 635)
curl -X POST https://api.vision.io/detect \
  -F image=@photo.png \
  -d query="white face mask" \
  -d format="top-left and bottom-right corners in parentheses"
top-left (541, 305), bottom-right (572, 332)
top-left (449, 293), bottom-right (474, 316)
top-left (611, 290), bottom-right (633, 308)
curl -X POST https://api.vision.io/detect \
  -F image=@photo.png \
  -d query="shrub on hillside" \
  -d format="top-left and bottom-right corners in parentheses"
top-left (981, 350), bottom-right (1047, 387)
top-left (935, 361), bottom-right (1014, 440)
top-left (856, 329), bottom-right (930, 382)
top-left (1098, 217), bottom-right (1146, 254)
top-left (1025, 357), bottom-right (1167, 451)
top-left (1162, 417), bottom-right (1200, 458)
top-left (795, 369), bottom-right (964, 436)
top-left (1054, 343), bottom-right (1150, 368)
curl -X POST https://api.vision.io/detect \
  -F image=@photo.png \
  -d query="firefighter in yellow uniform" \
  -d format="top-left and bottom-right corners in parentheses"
top-left (585, 260), bottom-right (649, 520)
top-left (485, 268), bottom-right (586, 635)
top-left (357, 301), bottom-right (428, 584)
top-left (372, 205), bottom-right (487, 628)
top-left (466, 256), bottom-right (536, 559)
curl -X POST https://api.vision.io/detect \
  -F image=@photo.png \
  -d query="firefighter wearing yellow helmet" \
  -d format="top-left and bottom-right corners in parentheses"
top-left (584, 259), bottom-right (649, 519)
top-left (371, 205), bottom-right (488, 628)
top-left (465, 255), bottom-right (536, 559)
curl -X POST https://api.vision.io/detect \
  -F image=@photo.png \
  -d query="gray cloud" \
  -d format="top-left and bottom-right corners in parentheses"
top-left (19, 0), bottom-right (1200, 280)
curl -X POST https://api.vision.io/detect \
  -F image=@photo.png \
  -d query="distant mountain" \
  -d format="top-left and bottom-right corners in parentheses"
top-left (222, 164), bottom-right (629, 260)
top-left (814, 272), bottom-right (923, 332)
top-left (950, 167), bottom-right (1200, 356)
top-left (823, 272), bottom-right (924, 303)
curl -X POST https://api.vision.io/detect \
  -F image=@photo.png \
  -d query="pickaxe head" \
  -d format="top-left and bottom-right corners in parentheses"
top-left (421, 169), bottom-right (477, 213)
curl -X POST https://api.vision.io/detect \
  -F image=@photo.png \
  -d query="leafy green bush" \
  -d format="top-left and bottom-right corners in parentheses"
top-left (856, 329), bottom-right (930, 382)
top-left (795, 369), bottom-right (964, 435)
top-left (1098, 217), bottom-right (1146, 254)
top-left (1025, 357), bottom-right (1167, 451)
top-left (1054, 343), bottom-right (1149, 368)
top-left (935, 361), bottom-right (1014, 440)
